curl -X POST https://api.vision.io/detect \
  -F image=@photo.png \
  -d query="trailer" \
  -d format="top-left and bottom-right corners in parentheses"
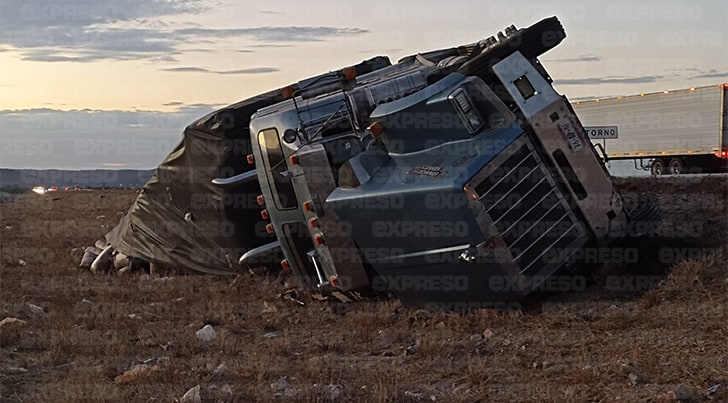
top-left (572, 84), bottom-right (728, 175)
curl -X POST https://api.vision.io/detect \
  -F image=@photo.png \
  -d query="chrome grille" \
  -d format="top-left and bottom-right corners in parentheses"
top-left (474, 141), bottom-right (583, 275)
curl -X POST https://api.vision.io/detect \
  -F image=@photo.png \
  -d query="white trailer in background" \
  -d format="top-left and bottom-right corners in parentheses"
top-left (572, 84), bottom-right (728, 175)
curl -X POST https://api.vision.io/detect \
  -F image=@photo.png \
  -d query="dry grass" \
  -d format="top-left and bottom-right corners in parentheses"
top-left (1, 177), bottom-right (727, 402)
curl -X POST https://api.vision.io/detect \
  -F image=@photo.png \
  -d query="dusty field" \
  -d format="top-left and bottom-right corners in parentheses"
top-left (1, 176), bottom-right (727, 402)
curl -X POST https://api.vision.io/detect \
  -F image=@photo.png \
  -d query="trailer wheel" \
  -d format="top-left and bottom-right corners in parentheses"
top-left (668, 158), bottom-right (683, 175)
top-left (651, 159), bottom-right (665, 176)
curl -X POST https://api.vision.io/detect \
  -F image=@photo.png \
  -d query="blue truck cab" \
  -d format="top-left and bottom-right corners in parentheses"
top-left (233, 17), bottom-right (633, 306)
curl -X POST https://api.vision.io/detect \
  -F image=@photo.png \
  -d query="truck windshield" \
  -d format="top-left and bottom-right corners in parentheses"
top-left (259, 129), bottom-right (298, 209)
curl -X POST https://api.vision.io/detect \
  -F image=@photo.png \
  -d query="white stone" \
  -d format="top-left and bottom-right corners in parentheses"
top-left (220, 384), bottom-right (233, 396)
top-left (180, 385), bottom-right (202, 403)
top-left (27, 303), bottom-right (45, 316)
top-left (90, 245), bottom-right (114, 273)
top-left (0, 317), bottom-right (26, 329)
top-left (196, 324), bottom-right (216, 343)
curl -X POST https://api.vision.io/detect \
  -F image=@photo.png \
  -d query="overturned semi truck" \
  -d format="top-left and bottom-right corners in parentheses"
top-left (109, 17), bottom-right (653, 307)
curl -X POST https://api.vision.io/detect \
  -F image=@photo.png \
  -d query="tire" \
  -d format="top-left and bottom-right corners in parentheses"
top-left (651, 159), bottom-right (665, 176)
top-left (668, 158), bottom-right (683, 175)
top-left (459, 17), bottom-right (566, 77)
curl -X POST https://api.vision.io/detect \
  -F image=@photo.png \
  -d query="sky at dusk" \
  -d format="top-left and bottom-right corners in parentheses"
top-left (1, 0), bottom-right (727, 169)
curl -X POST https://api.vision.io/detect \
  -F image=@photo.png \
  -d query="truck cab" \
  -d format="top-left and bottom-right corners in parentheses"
top-left (241, 17), bottom-right (632, 306)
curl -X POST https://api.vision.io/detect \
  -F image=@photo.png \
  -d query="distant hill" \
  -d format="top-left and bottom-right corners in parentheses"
top-left (0, 169), bottom-right (154, 190)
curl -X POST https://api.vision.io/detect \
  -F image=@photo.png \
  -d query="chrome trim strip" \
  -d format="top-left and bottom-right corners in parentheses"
top-left (376, 243), bottom-right (472, 262)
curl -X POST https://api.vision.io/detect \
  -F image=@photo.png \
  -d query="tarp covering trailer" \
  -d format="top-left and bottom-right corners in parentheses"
top-left (106, 89), bottom-right (292, 274)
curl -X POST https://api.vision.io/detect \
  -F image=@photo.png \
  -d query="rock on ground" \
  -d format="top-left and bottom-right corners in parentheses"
top-left (79, 246), bottom-right (101, 268)
top-left (27, 303), bottom-right (45, 316)
top-left (113, 252), bottom-right (129, 270)
top-left (672, 384), bottom-right (702, 402)
top-left (90, 245), bottom-right (114, 273)
top-left (180, 385), bottom-right (202, 403)
top-left (195, 324), bottom-right (216, 343)
top-left (0, 317), bottom-right (27, 329)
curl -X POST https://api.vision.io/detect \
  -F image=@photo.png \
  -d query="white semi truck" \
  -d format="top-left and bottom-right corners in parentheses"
top-left (572, 84), bottom-right (728, 175)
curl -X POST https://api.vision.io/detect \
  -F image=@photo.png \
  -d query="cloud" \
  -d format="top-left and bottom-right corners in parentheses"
top-left (688, 69), bottom-right (728, 79)
top-left (248, 44), bottom-right (293, 48)
top-left (257, 10), bottom-right (284, 15)
top-left (5, 25), bottom-right (184, 62)
top-left (217, 67), bottom-right (278, 74)
top-left (554, 75), bottom-right (663, 85)
top-left (185, 48), bottom-right (217, 53)
top-left (545, 54), bottom-right (602, 63)
top-left (0, 106), bottom-right (219, 128)
top-left (19, 52), bottom-right (98, 63)
top-left (661, 67), bottom-right (728, 81)
top-left (0, 1), bottom-right (207, 30)
top-left (161, 66), bottom-right (278, 74)
top-left (161, 67), bottom-right (210, 73)
top-left (172, 26), bottom-right (368, 42)
top-left (357, 48), bottom-right (403, 54)
top-left (0, 1), bottom-right (368, 62)
top-left (18, 48), bottom-right (172, 63)
top-left (0, 106), bottom-right (219, 169)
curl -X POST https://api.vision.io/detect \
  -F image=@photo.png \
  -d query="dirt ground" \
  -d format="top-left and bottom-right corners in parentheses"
top-left (1, 176), bottom-right (727, 402)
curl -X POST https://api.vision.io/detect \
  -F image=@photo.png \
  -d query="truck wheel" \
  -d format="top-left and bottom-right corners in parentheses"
top-left (651, 159), bottom-right (665, 176)
top-left (668, 158), bottom-right (683, 175)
